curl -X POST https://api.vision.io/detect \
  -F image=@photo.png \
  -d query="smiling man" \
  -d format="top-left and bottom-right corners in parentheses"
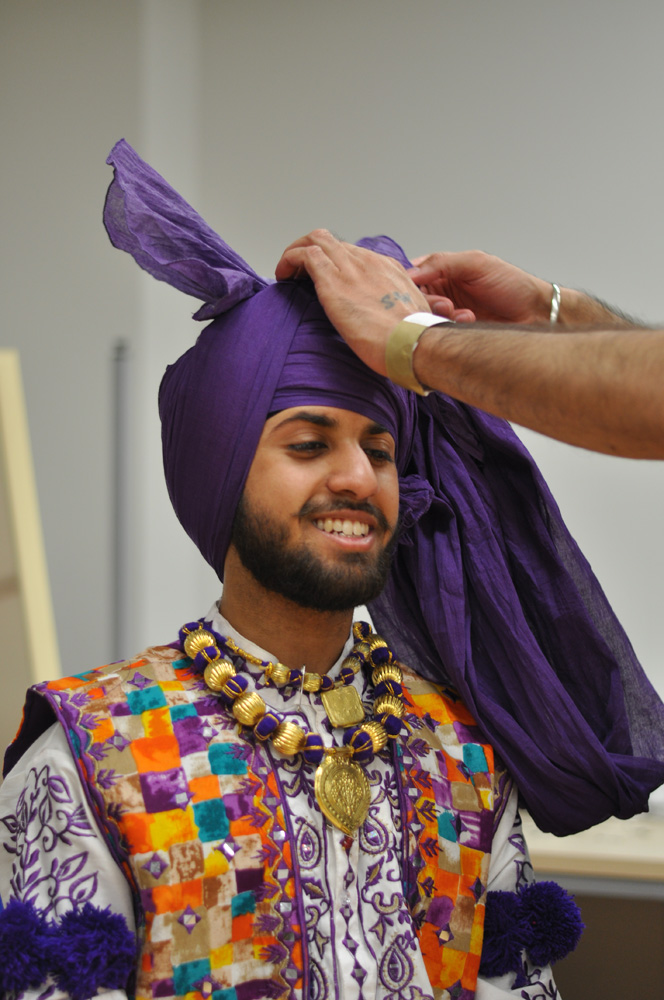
top-left (2, 141), bottom-right (663, 1000)
top-left (227, 408), bottom-right (399, 618)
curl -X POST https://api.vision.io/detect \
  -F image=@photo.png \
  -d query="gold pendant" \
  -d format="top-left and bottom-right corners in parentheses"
top-left (320, 685), bottom-right (365, 728)
top-left (314, 752), bottom-right (371, 835)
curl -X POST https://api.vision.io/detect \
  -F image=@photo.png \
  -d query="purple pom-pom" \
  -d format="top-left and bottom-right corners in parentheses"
top-left (518, 881), bottom-right (584, 966)
top-left (339, 666), bottom-right (356, 686)
top-left (220, 674), bottom-right (249, 705)
top-left (289, 669), bottom-right (302, 686)
top-left (320, 675), bottom-right (335, 692)
top-left (254, 711), bottom-right (281, 740)
top-left (368, 645), bottom-right (391, 667)
top-left (479, 891), bottom-right (522, 977)
top-left (381, 714), bottom-right (402, 737)
top-left (51, 904), bottom-right (135, 1000)
top-left (194, 646), bottom-right (220, 671)
top-left (179, 622), bottom-right (202, 645)
top-left (480, 881), bottom-right (584, 978)
top-left (374, 680), bottom-right (403, 699)
top-left (303, 732), bottom-right (325, 764)
top-left (353, 621), bottom-right (371, 639)
top-left (343, 728), bottom-right (374, 764)
top-left (0, 899), bottom-right (51, 992)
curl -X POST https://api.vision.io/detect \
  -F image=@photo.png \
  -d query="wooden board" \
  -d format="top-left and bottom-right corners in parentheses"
top-left (0, 351), bottom-right (60, 755)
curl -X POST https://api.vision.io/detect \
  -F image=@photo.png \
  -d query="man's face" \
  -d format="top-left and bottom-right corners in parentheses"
top-left (229, 406), bottom-right (400, 612)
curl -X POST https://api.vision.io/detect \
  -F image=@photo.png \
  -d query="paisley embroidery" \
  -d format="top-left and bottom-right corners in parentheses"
top-left (381, 933), bottom-right (416, 991)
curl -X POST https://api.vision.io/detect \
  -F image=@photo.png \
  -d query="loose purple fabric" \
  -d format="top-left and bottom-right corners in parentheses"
top-left (104, 139), bottom-right (664, 835)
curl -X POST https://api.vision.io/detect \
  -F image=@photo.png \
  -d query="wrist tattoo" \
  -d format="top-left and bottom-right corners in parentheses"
top-left (380, 291), bottom-right (412, 310)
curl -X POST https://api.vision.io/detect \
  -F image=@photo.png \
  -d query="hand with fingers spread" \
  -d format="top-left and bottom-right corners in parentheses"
top-left (276, 229), bottom-right (468, 376)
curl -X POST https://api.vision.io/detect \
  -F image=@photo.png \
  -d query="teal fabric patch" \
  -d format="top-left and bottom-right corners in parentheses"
top-left (173, 958), bottom-right (211, 995)
top-left (173, 657), bottom-right (190, 672)
top-left (438, 809), bottom-right (459, 843)
top-left (231, 891), bottom-right (256, 918)
top-left (71, 667), bottom-right (99, 681)
top-left (463, 744), bottom-right (488, 774)
top-left (193, 798), bottom-right (229, 842)
top-left (170, 704), bottom-right (198, 721)
top-left (209, 743), bottom-right (247, 775)
top-left (126, 687), bottom-right (167, 715)
top-left (212, 990), bottom-right (237, 1000)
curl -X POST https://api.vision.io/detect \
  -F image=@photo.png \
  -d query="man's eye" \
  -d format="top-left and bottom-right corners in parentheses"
top-left (365, 448), bottom-right (394, 464)
top-left (288, 441), bottom-right (326, 454)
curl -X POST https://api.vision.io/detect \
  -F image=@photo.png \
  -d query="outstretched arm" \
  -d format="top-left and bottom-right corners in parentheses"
top-left (276, 232), bottom-right (664, 459)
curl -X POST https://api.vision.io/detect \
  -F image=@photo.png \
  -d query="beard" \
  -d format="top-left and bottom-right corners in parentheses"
top-left (229, 493), bottom-right (397, 613)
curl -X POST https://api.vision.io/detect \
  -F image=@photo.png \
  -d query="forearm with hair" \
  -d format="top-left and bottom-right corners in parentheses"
top-left (414, 322), bottom-right (664, 458)
top-left (558, 287), bottom-right (640, 329)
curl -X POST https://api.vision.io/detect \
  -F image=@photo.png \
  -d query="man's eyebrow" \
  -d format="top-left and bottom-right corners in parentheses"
top-left (271, 411), bottom-right (391, 437)
top-left (272, 411), bottom-right (337, 430)
top-left (366, 421), bottom-right (390, 436)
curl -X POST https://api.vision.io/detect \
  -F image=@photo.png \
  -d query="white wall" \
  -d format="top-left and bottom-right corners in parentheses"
top-left (2, 2), bottom-right (663, 706)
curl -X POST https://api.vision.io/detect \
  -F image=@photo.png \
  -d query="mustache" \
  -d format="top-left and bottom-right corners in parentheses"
top-left (299, 498), bottom-right (392, 534)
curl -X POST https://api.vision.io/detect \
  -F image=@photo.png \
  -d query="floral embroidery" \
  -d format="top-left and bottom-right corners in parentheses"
top-left (0, 764), bottom-right (96, 916)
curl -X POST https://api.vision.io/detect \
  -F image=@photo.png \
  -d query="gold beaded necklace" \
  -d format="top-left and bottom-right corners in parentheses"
top-left (178, 620), bottom-right (406, 835)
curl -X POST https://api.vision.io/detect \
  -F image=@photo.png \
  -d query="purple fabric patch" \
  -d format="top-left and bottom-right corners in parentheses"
top-left (173, 716), bottom-right (209, 756)
top-left (140, 888), bottom-right (157, 914)
top-left (430, 775), bottom-right (454, 810)
top-left (194, 697), bottom-right (224, 717)
top-left (140, 769), bottom-right (192, 812)
top-left (109, 702), bottom-right (131, 717)
top-left (222, 792), bottom-right (254, 821)
top-left (152, 978), bottom-right (175, 997)
top-left (236, 981), bottom-right (287, 1000)
top-left (235, 867), bottom-right (264, 894)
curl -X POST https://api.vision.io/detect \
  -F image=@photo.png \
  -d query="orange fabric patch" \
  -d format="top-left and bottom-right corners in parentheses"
top-left (131, 733), bottom-right (180, 772)
top-left (189, 775), bottom-right (221, 803)
top-left (89, 716), bottom-right (115, 743)
top-left (152, 879), bottom-right (203, 915)
top-left (121, 808), bottom-right (197, 854)
top-left (231, 912), bottom-right (254, 941)
top-left (143, 707), bottom-right (175, 739)
top-left (459, 847), bottom-right (485, 881)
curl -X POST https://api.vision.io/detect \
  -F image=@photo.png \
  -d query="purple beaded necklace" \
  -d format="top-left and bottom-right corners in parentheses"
top-left (178, 620), bottom-right (405, 834)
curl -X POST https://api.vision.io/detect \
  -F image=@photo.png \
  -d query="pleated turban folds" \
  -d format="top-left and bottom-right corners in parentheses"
top-left (104, 139), bottom-right (664, 835)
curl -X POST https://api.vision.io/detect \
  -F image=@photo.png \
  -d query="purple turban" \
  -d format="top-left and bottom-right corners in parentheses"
top-left (104, 139), bottom-right (664, 835)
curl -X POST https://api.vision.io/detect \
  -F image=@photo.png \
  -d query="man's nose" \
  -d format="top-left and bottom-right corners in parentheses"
top-left (326, 446), bottom-right (378, 498)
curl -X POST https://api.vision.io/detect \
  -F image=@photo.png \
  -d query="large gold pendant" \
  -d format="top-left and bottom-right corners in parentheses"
top-left (314, 752), bottom-right (371, 835)
top-left (320, 685), bottom-right (365, 728)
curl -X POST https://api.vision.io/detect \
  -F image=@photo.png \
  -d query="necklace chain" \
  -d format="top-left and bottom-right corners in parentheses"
top-left (177, 619), bottom-right (407, 835)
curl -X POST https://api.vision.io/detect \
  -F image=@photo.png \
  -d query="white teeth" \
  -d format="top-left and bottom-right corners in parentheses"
top-left (315, 519), bottom-right (369, 537)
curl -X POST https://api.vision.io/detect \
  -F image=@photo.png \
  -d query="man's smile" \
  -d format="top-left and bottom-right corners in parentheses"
top-left (314, 518), bottom-right (371, 538)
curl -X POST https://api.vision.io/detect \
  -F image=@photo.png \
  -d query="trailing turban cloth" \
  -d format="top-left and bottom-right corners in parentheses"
top-left (104, 139), bottom-right (664, 835)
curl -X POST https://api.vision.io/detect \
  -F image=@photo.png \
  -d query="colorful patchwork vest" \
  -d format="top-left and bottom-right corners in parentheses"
top-left (19, 645), bottom-right (506, 1000)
